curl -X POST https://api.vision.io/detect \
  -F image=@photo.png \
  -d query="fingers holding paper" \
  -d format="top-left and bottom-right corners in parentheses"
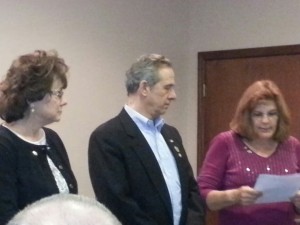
top-left (238, 186), bottom-right (262, 206)
top-left (291, 191), bottom-right (300, 211)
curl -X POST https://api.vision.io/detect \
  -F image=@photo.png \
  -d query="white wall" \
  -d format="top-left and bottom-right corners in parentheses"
top-left (2, 0), bottom-right (300, 198)
top-left (0, 0), bottom-right (188, 197)
top-left (186, 0), bottom-right (300, 175)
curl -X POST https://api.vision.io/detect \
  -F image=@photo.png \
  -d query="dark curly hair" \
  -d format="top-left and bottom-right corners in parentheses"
top-left (0, 50), bottom-right (69, 122)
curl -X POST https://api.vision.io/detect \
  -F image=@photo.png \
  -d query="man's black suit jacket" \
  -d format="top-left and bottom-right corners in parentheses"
top-left (88, 109), bottom-right (205, 225)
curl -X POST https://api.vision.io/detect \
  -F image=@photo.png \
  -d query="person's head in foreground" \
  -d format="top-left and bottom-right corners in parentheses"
top-left (7, 194), bottom-right (122, 225)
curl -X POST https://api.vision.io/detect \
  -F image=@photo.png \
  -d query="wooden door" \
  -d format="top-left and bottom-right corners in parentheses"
top-left (197, 44), bottom-right (300, 225)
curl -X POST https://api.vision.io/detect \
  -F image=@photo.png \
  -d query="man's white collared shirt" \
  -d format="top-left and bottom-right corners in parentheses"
top-left (125, 105), bottom-right (182, 225)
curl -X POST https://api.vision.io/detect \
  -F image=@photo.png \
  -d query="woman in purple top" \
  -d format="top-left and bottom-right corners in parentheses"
top-left (198, 80), bottom-right (300, 225)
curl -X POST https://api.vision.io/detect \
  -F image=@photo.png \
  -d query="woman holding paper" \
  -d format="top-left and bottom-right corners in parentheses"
top-left (198, 80), bottom-right (300, 225)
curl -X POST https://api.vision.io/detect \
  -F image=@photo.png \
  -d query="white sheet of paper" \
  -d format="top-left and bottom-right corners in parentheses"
top-left (254, 173), bottom-right (300, 204)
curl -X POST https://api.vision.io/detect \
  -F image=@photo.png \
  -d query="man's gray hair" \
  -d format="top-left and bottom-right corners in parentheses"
top-left (7, 194), bottom-right (122, 225)
top-left (125, 53), bottom-right (172, 95)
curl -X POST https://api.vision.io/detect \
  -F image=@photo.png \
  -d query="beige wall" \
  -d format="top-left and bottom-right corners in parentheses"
top-left (1, 0), bottom-right (300, 197)
top-left (185, 0), bottom-right (300, 176)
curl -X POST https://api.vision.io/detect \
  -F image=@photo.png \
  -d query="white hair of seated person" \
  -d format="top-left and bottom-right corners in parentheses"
top-left (7, 194), bottom-right (122, 225)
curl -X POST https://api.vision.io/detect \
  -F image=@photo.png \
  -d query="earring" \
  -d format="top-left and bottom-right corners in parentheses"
top-left (30, 103), bottom-right (35, 113)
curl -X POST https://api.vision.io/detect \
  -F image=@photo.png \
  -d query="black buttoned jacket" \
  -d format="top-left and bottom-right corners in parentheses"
top-left (0, 126), bottom-right (78, 225)
top-left (88, 109), bottom-right (205, 225)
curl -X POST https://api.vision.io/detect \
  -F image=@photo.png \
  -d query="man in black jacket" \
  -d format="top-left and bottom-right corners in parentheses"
top-left (88, 54), bottom-right (206, 225)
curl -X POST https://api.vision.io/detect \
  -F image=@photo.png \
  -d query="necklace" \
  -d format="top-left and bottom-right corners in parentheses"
top-left (243, 139), bottom-right (278, 158)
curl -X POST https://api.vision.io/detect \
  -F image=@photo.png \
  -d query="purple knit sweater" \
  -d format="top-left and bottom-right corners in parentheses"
top-left (198, 131), bottom-right (300, 225)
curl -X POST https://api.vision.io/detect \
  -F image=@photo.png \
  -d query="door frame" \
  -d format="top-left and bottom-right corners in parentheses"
top-left (197, 44), bottom-right (300, 169)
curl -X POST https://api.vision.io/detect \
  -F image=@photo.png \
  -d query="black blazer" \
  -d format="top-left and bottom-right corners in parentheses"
top-left (0, 126), bottom-right (77, 225)
top-left (89, 109), bottom-right (205, 225)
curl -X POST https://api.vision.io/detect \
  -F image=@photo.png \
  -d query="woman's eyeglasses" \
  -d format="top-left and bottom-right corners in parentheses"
top-left (50, 90), bottom-right (64, 99)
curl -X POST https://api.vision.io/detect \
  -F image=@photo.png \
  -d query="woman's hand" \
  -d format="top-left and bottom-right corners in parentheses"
top-left (237, 186), bottom-right (262, 206)
top-left (291, 191), bottom-right (300, 212)
top-left (206, 186), bottom-right (262, 210)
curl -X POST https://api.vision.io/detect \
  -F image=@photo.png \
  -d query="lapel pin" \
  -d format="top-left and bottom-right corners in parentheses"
top-left (32, 150), bottom-right (38, 156)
